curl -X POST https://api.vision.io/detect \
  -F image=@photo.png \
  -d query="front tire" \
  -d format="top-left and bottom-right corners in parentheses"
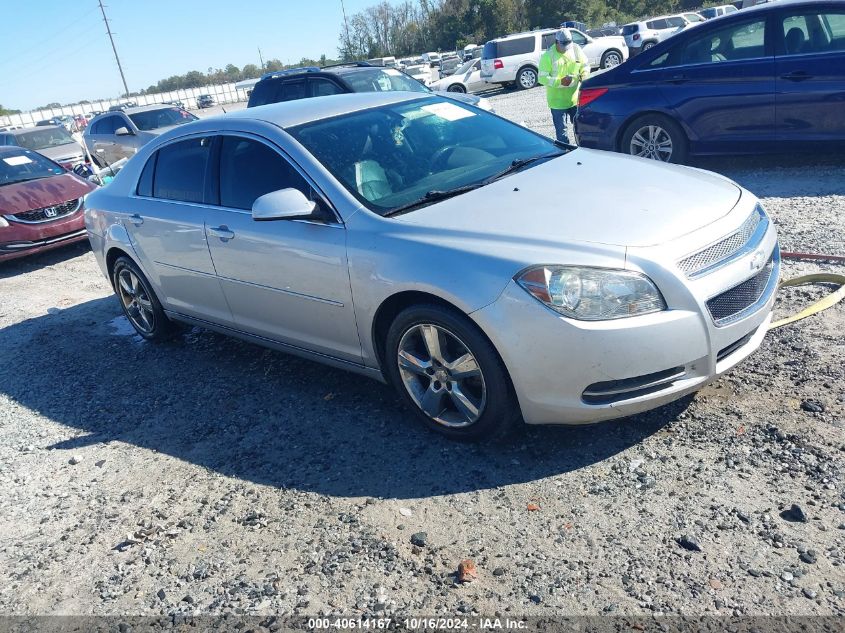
top-left (447, 83), bottom-right (467, 93)
top-left (516, 66), bottom-right (538, 90)
top-left (385, 304), bottom-right (520, 441)
top-left (620, 114), bottom-right (688, 164)
top-left (112, 256), bottom-right (175, 341)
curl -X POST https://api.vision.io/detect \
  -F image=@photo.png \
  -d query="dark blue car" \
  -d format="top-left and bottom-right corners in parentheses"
top-left (576, 0), bottom-right (845, 163)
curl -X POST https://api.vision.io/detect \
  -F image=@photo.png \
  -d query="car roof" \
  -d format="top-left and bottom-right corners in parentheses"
top-left (208, 91), bottom-right (429, 130)
top-left (109, 104), bottom-right (181, 115)
top-left (489, 29), bottom-right (554, 41)
top-left (9, 125), bottom-right (62, 134)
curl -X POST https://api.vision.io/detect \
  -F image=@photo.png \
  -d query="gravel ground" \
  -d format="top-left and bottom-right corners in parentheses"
top-left (1, 89), bottom-right (844, 620)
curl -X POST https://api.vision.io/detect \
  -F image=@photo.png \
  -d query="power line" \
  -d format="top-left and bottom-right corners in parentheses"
top-left (98, 0), bottom-right (130, 98)
top-left (0, 6), bottom-right (100, 71)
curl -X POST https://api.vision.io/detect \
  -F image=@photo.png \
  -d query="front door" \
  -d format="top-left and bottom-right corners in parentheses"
top-left (204, 135), bottom-right (362, 362)
top-left (775, 6), bottom-right (845, 142)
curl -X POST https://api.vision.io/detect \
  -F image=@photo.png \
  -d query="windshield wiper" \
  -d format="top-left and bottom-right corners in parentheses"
top-left (383, 182), bottom-right (486, 217)
top-left (483, 150), bottom-right (567, 184)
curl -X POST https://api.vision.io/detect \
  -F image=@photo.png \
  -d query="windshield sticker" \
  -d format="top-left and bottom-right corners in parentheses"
top-left (3, 156), bottom-right (33, 166)
top-left (384, 68), bottom-right (402, 76)
top-left (421, 102), bottom-right (475, 122)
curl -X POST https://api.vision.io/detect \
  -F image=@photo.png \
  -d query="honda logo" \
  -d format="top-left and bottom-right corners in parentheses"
top-left (43, 207), bottom-right (59, 218)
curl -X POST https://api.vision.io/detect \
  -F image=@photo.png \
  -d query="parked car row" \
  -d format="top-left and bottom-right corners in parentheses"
top-left (577, 0), bottom-right (845, 162)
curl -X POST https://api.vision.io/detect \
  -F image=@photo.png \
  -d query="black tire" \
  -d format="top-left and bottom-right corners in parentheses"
top-left (600, 49), bottom-right (624, 69)
top-left (447, 83), bottom-right (467, 93)
top-left (384, 304), bottom-right (521, 441)
top-left (111, 256), bottom-right (175, 341)
top-left (515, 66), bottom-right (538, 90)
top-left (641, 41), bottom-right (657, 51)
top-left (620, 113), bottom-right (688, 164)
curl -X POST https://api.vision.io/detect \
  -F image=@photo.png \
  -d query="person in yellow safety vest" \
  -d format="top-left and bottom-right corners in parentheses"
top-left (538, 28), bottom-right (590, 145)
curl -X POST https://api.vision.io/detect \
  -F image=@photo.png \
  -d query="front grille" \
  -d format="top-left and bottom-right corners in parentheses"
top-left (582, 366), bottom-right (686, 405)
top-left (8, 198), bottom-right (81, 224)
top-left (679, 206), bottom-right (764, 278)
top-left (706, 252), bottom-right (776, 326)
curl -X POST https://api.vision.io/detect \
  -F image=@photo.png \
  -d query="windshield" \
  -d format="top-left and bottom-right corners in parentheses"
top-left (344, 68), bottom-right (429, 93)
top-left (129, 107), bottom-right (197, 131)
top-left (700, 7), bottom-right (718, 18)
top-left (0, 148), bottom-right (64, 186)
top-left (453, 59), bottom-right (476, 74)
top-left (15, 127), bottom-right (75, 150)
top-left (289, 97), bottom-right (562, 216)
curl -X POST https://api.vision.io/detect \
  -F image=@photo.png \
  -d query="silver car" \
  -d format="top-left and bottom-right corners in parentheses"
top-left (0, 126), bottom-right (86, 169)
top-left (83, 105), bottom-right (197, 166)
top-left (85, 92), bottom-right (779, 440)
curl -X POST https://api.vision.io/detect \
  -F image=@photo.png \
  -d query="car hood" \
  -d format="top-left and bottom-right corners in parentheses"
top-left (36, 141), bottom-right (85, 162)
top-left (434, 90), bottom-right (481, 107)
top-left (0, 173), bottom-right (96, 215)
top-left (394, 149), bottom-right (741, 248)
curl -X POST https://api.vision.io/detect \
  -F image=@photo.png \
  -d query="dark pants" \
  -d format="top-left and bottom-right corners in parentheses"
top-left (551, 107), bottom-right (577, 145)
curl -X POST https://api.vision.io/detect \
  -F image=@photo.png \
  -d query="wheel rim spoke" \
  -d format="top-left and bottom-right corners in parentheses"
top-left (118, 274), bottom-right (134, 297)
top-left (419, 324), bottom-right (444, 364)
top-left (445, 353), bottom-right (480, 380)
top-left (449, 384), bottom-right (480, 422)
top-left (398, 349), bottom-right (431, 376)
top-left (419, 384), bottom-right (446, 418)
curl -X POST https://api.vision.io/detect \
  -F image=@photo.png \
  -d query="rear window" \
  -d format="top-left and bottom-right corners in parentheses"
top-left (486, 36), bottom-right (535, 58)
top-left (700, 8), bottom-right (719, 18)
top-left (622, 24), bottom-right (639, 35)
top-left (482, 42), bottom-right (498, 59)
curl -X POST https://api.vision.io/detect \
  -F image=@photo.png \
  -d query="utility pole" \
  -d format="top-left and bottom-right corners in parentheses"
top-left (340, 0), bottom-right (352, 58)
top-left (98, 0), bottom-right (130, 98)
top-left (258, 47), bottom-right (265, 71)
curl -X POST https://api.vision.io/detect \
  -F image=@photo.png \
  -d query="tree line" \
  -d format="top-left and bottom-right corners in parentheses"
top-left (338, 0), bottom-right (714, 58)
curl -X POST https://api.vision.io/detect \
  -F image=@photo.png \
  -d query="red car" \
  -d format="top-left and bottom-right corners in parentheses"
top-left (0, 146), bottom-right (97, 262)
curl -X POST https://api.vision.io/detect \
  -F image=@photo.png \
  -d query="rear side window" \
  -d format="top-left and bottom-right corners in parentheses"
top-left (648, 19), bottom-right (669, 29)
top-left (680, 19), bottom-right (766, 64)
top-left (136, 152), bottom-right (156, 197)
top-left (310, 78), bottom-right (345, 97)
top-left (781, 10), bottom-right (845, 55)
top-left (278, 80), bottom-right (307, 102)
top-left (218, 136), bottom-right (308, 210)
top-left (496, 36), bottom-right (535, 57)
top-left (152, 137), bottom-right (211, 203)
top-left (541, 32), bottom-right (557, 48)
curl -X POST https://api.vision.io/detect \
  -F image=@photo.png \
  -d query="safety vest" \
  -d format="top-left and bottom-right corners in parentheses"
top-left (538, 44), bottom-right (589, 110)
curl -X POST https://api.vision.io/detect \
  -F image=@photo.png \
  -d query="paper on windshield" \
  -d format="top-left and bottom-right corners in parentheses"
top-left (384, 68), bottom-right (402, 76)
top-left (421, 102), bottom-right (475, 122)
top-left (3, 156), bottom-right (32, 166)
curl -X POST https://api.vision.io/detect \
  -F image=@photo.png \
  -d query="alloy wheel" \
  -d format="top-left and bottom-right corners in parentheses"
top-left (519, 69), bottom-right (537, 89)
top-left (602, 52), bottom-right (622, 68)
top-left (629, 124), bottom-right (673, 161)
top-left (397, 323), bottom-right (487, 428)
top-left (117, 268), bottom-right (155, 334)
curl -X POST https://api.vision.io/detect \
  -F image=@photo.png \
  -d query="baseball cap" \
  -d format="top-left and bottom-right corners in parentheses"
top-left (556, 28), bottom-right (573, 44)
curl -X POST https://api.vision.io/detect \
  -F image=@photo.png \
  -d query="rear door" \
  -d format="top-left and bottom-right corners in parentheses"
top-left (203, 134), bottom-right (361, 362)
top-left (656, 16), bottom-right (776, 153)
top-left (775, 5), bottom-right (845, 142)
top-left (125, 136), bottom-right (233, 325)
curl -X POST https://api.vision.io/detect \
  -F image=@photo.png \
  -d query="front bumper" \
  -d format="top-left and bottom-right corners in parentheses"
top-left (0, 211), bottom-right (87, 262)
top-left (471, 218), bottom-right (779, 425)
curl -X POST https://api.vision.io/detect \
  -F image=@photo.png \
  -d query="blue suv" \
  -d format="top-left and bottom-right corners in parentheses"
top-left (576, 0), bottom-right (845, 162)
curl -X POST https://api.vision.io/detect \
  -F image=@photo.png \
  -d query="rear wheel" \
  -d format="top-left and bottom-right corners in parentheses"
top-left (447, 83), bottom-right (467, 93)
top-left (516, 66), bottom-right (538, 90)
top-left (385, 304), bottom-right (520, 441)
top-left (112, 256), bottom-right (175, 341)
top-left (642, 41), bottom-right (657, 51)
top-left (620, 114), bottom-right (688, 164)
top-left (600, 49), bottom-right (624, 69)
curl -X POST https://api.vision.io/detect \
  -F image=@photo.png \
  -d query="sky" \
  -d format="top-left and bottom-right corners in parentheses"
top-left (1, 0), bottom-right (392, 111)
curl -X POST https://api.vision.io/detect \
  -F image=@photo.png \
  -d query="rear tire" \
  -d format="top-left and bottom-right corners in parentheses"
top-left (385, 304), bottom-right (521, 441)
top-left (447, 83), bottom-right (467, 93)
top-left (620, 114), bottom-right (688, 164)
top-left (112, 256), bottom-right (175, 341)
top-left (642, 41), bottom-right (657, 51)
top-left (516, 66), bottom-right (538, 90)
top-left (600, 49), bottom-right (624, 69)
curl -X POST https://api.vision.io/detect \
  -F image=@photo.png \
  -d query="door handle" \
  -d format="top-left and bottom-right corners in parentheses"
top-left (668, 73), bottom-right (688, 84)
top-left (781, 71), bottom-right (812, 82)
top-left (208, 225), bottom-right (235, 241)
top-left (128, 213), bottom-right (144, 226)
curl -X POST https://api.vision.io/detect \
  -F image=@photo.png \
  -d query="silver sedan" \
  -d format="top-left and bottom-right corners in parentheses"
top-left (84, 92), bottom-right (779, 440)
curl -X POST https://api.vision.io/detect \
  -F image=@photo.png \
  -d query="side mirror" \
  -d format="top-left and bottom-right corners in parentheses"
top-left (252, 188), bottom-right (317, 221)
top-left (115, 126), bottom-right (134, 136)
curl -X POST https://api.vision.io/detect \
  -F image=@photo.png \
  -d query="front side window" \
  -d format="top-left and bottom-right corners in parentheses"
top-left (129, 107), bottom-right (197, 131)
top-left (92, 116), bottom-right (117, 135)
top-left (667, 17), bottom-right (687, 27)
top-left (781, 10), bottom-right (845, 55)
top-left (310, 78), bottom-right (345, 97)
top-left (571, 30), bottom-right (587, 45)
top-left (679, 19), bottom-right (766, 64)
top-left (289, 97), bottom-right (563, 216)
top-left (152, 137), bottom-right (211, 203)
top-left (218, 136), bottom-right (308, 210)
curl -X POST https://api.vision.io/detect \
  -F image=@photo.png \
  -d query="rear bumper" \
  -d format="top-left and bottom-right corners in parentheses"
top-left (481, 68), bottom-right (516, 84)
top-left (0, 211), bottom-right (86, 262)
top-left (576, 111), bottom-right (625, 151)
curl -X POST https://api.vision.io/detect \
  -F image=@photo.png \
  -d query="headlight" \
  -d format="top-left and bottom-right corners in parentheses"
top-left (516, 266), bottom-right (666, 320)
